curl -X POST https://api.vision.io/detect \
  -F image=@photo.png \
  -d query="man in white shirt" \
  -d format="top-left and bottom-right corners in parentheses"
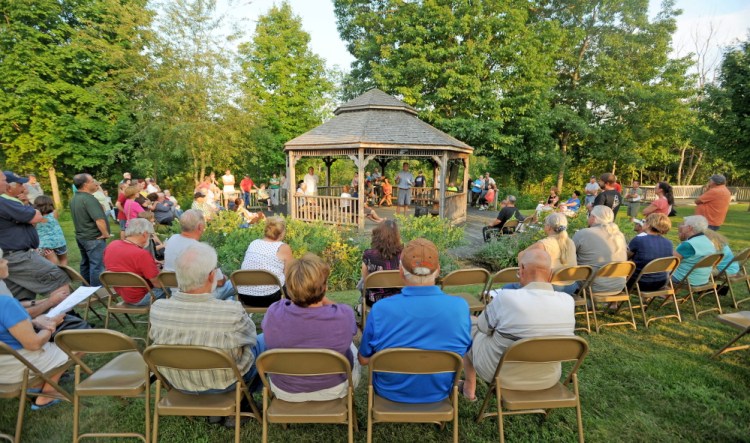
top-left (460, 249), bottom-right (575, 400)
top-left (584, 176), bottom-right (600, 208)
top-left (303, 167), bottom-right (318, 196)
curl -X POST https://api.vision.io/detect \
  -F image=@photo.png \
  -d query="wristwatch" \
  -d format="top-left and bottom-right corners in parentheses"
top-left (30, 300), bottom-right (36, 307)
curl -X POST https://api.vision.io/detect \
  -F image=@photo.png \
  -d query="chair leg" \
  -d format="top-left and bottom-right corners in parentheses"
top-left (73, 367), bottom-right (81, 442)
top-left (367, 386), bottom-right (373, 443)
top-left (688, 290), bottom-right (699, 320)
top-left (234, 386), bottom-right (240, 443)
top-left (591, 298), bottom-right (601, 333)
top-left (574, 375), bottom-right (584, 443)
top-left (104, 310), bottom-right (111, 330)
top-left (728, 283), bottom-right (738, 309)
top-left (262, 388), bottom-right (269, 443)
top-left (348, 388), bottom-right (354, 443)
top-left (626, 298), bottom-right (637, 330)
top-left (497, 387), bottom-right (505, 443)
top-left (152, 381), bottom-right (161, 443)
top-left (16, 371), bottom-right (29, 443)
top-left (639, 295), bottom-right (650, 328)
top-left (712, 287), bottom-right (723, 315)
top-left (452, 388), bottom-right (459, 443)
top-left (711, 329), bottom-right (750, 358)
top-left (145, 369), bottom-right (151, 443)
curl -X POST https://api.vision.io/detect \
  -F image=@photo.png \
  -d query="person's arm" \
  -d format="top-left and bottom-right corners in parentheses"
top-left (95, 219), bottom-right (109, 239)
top-left (9, 316), bottom-right (60, 351)
top-left (21, 288), bottom-right (68, 318)
top-left (642, 202), bottom-right (656, 216)
top-left (276, 243), bottom-right (294, 269)
top-left (361, 263), bottom-right (369, 281)
top-left (674, 241), bottom-right (693, 261)
top-left (695, 189), bottom-right (712, 205)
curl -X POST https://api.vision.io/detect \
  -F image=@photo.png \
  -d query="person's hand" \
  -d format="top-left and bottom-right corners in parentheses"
top-left (33, 314), bottom-right (64, 333)
top-left (49, 286), bottom-right (70, 305)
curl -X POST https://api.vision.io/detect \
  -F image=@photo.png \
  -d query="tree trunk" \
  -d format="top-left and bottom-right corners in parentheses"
top-left (685, 150), bottom-right (703, 185)
top-left (556, 132), bottom-right (569, 191)
top-left (677, 144), bottom-right (687, 185)
top-left (48, 166), bottom-right (62, 210)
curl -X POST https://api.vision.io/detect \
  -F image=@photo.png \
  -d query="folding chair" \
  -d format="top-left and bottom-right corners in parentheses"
top-left (440, 268), bottom-right (490, 314)
top-left (256, 349), bottom-right (357, 443)
top-left (551, 265), bottom-right (594, 334)
top-left (483, 268), bottom-right (520, 304)
top-left (475, 336), bottom-right (589, 443)
top-left (59, 265), bottom-right (117, 325)
top-left (156, 271), bottom-right (178, 295)
top-left (231, 270), bottom-right (286, 315)
top-left (360, 270), bottom-right (404, 330)
top-left (589, 261), bottom-right (637, 333)
top-left (716, 248), bottom-right (750, 309)
top-left (631, 257), bottom-right (681, 328)
top-left (0, 343), bottom-right (73, 443)
top-left (143, 345), bottom-right (262, 443)
top-left (711, 311), bottom-right (750, 358)
top-left (367, 349), bottom-right (462, 443)
top-left (99, 271), bottom-right (159, 345)
top-left (54, 330), bottom-right (150, 442)
top-left (672, 253), bottom-right (724, 319)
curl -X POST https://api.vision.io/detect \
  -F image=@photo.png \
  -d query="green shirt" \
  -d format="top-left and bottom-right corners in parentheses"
top-left (269, 177), bottom-right (280, 189)
top-left (70, 192), bottom-right (105, 241)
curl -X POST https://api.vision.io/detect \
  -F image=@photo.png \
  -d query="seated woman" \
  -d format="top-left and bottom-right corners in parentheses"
top-left (256, 184), bottom-right (271, 211)
top-left (237, 217), bottom-right (293, 307)
top-left (626, 213), bottom-right (674, 290)
top-left (233, 198), bottom-right (265, 227)
top-left (704, 229), bottom-right (740, 277)
top-left (360, 220), bottom-right (403, 306)
top-left (478, 184), bottom-right (496, 210)
top-left (0, 255), bottom-right (68, 409)
top-left (137, 211), bottom-right (165, 263)
top-left (558, 190), bottom-right (581, 216)
top-left (378, 177), bottom-right (393, 207)
top-left (642, 181), bottom-right (674, 216)
top-left (262, 253), bottom-right (360, 401)
top-left (535, 186), bottom-right (560, 214)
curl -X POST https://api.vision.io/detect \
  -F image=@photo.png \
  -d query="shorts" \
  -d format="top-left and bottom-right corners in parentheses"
top-left (4, 249), bottom-right (70, 300)
top-left (397, 188), bottom-right (411, 206)
top-left (39, 246), bottom-right (68, 257)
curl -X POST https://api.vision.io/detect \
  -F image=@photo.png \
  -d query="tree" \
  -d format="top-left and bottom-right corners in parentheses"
top-left (237, 1), bottom-right (334, 176)
top-left (0, 0), bottom-right (153, 203)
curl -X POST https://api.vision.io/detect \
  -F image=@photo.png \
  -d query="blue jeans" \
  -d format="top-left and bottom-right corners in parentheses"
top-left (178, 334), bottom-right (266, 395)
top-left (77, 238), bottom-right (106, 287)
top-left (132, 288), bottom-right (167, 306)
top-left (269, 188), bottom-right (279, 206)
top-left (242, 191), bottom-right (251, 208)
top-left (214, 281), bottom-right (236, 300)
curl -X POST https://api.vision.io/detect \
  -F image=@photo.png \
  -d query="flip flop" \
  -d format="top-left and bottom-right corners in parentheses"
top-left (457, 380), bottom-right (477, 402)
top-left (26, 387), bottom-right (42, 395)
top-left (31, 398), bottom-right (64, 411)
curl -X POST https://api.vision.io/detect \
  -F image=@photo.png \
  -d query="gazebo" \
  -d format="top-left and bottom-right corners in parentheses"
top-left (284, 88), bottom-right (474, 230)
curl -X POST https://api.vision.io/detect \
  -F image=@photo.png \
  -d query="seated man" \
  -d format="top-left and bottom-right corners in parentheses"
top-left (672, 215), bottom-right (718, 285)
top-left (483, 195), bottom-right (525, 241)
top-left (163, 210), bottom-right (234, 300)
top-left (461, 249), bottom-right (575, 400)
top-left (149, 242), bottom-right (262, 427)
top-left (358, 238), bottom-right (471, 403)
top-left (102, 218), bottom-right (166, 305)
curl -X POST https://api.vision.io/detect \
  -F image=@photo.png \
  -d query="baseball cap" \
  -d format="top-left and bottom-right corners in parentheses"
top-left (400, 238), bottom-right (439, 276)
top-left (4, 171), bottom-right (28, 184)
top-left (710, 174), bottom-right (726, 185)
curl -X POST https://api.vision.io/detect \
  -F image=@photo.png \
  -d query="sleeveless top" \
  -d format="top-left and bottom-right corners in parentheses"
top-left (238, 239), bottom-right (285, 296)
top-left (35, 213), bottom-right (66, 249)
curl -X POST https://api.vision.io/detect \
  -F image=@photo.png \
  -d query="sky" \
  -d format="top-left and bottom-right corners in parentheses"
top-left (218, 0), bottom-right (750, 73)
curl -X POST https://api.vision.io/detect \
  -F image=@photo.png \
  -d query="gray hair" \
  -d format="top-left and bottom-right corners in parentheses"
top-left (175, 243), bottom-right (217, 292)
top-left (589, 205), bottom-right (626, 256)
top-left (507, 195), bottom-right (517, 203)
top-left (710, 174), bottom-right (726, 185)
top-left (682, 215), bottom-right (708, 234)
top-left (124, 218), bottom-right (154, 237)
top-left (400, 262), bottom-right (439, 285)
top-left (180, 209), bottom-right (205, 233)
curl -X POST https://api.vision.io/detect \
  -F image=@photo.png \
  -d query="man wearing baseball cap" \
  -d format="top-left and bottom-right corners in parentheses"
top-left (358, 238), bottom-right (471, 404)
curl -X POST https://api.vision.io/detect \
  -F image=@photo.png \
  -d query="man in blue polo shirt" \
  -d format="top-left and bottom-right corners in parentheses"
top-left (358, 238), bottom-right (471, 403)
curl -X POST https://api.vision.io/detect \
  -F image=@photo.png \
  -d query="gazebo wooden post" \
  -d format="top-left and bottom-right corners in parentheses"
top-left (438, 153), bottom-right (448, 218)
top-left (323, 156), bottom-right (336, 188)
top-left (357, 149), bottom-right (365, 231)
top-left (462, 156), bottom-right (470, 204)
top-left (288, 152), bottom-right (297, 218)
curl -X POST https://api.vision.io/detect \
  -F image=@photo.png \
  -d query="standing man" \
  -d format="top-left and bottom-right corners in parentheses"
top-left (303, 167), bottom-right (319, 196)
top-left (70, 173), bottom-right (110, 287)
top-left (394, 162), bottom-right (414, 216)
top-left (239, 174), bottom-right (255, 208)
top-left (358, 238), bottom-right (471, 403)
top-left (24, 174), bottom-right (44, 203)
top-left (625, 180), bottom-right (644, 222)
top-left (584, 176), bottom-right (599, 208)
top-left (589, 172), bottom-right (622, 217)
top-left (695, 174), bottom-right (732, 231)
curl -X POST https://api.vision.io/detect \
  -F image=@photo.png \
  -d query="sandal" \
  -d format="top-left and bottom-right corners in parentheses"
top-left (457, 380), bottom-right (477, 402)
top-left (31, 398), bottom-right (63, 411)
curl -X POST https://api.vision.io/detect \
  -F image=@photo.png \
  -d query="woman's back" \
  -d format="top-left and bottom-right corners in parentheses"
top-left (238, 239), bottom-right (285, 296)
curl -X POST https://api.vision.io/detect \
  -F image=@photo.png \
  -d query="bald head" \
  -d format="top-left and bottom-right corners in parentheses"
top-left (518, 249), bottom-right (552, 286)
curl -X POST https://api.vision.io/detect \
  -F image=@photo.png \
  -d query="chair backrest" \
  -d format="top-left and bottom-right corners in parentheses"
top-left (100, 271), bottom-right (152, 290)
top-left (60, 265), bottom-right (90, 286)
top-left (143, 345), bottom-right (243, 391)
top-left (550, 265), bottom-right (593, 287)
top-left (157, 271), bottom-right (178, 289)
top-left (503, 220), bottom-right (519, 231)
top-left (489, 267), bottom-right (520, 287)
top-left (594, 261), bottom-right (636, 280)
top-left (364, 270), bottom-right (404, 291)
top-left (55, 330), bottom-right (140, 375)
top-left (230, 269), bottom-right (284, 296)
top-left (719, 248), bottom-right (750, 275)
top-left (256, 349), bottom-right (352, 388)
top-left (679, 253), bottom-right (724, 286)
top-left (495, 336), bottom-right (589, 385)
top-left (369, 348), bottom-right (462, 376)
top-left (440, 268), bottom-right (490, 289)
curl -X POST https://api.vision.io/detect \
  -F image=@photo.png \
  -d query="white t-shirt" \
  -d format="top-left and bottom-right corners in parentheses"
top-left (303, 173), bottom-right (318, 196)
top-left (585, 182), bottom-right (600, 196)
top-left (340, 192), bottom-right (352, 208)
top-left (163, 234), bottom-right (200, 271)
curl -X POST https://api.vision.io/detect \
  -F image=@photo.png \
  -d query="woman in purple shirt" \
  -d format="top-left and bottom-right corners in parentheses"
top-left (262, 253), bottom-right (359, 401)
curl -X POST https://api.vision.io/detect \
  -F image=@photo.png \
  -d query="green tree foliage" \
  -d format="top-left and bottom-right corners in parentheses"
top-left (238, 2), bottom-right (334, 175)
top-left (0, 0), bottom-right (152, 179)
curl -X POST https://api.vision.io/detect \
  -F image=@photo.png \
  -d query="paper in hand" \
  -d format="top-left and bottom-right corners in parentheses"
top-left (46, 286), bottom-right (101, 317)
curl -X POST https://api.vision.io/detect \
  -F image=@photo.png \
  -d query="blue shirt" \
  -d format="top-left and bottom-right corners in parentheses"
top-left (717, 245), bottom-right (740, 275)
top-left (673, 234), bottom-right (716, 285)
top-left (359, 285), bottom-right (471, 403)
top-left (628, 234), bottom-right (674, 284)
top-left (0, 195), bottom-right (39, 250)
top-left (0, 296), bottom-right (31, 350)
top-left (565, 197), bottom-right (581, 212)
top-left (36, 213), bottom-right (66, 249)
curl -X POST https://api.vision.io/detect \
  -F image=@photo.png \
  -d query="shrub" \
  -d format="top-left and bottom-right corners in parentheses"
top-left (395, 214), bottom-right (464, 251)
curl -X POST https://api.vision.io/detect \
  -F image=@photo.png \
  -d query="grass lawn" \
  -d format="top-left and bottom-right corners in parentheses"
top-left (2, 205), bottom-right (749, 442)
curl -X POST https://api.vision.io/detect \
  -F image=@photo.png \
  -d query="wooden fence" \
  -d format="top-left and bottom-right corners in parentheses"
top-left (641, 186), bottom-right (750, 202)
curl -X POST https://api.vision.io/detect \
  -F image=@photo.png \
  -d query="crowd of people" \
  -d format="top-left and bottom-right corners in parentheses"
top-left (0, 165), bottom-right (743, 433)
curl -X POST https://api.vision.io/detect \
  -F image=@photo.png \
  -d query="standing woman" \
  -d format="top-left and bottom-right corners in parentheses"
top-left (221, 169), bottom-right (235, 209)
top-left (237, 217), bottom-right (294, 307)
top-left (642, 182), bottom-right (673, 216)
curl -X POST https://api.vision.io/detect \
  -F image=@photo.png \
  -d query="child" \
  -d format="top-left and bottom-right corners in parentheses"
top-left (33, 195), bottom-right (68, 266)
top-left (378, 177), bottom-right (393, 207)
top-left (137, 211), bottom-right (165, 264)
top-left (257, 184), bottom-right (272, 210)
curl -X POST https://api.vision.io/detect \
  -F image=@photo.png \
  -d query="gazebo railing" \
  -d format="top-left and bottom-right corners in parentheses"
top-left (445, 192), bottom-right (467, 224)
top-left (294, 195), bottom-right (359, 226)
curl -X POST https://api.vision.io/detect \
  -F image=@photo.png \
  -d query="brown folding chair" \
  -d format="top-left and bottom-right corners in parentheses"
top-left (143, 345), bottom-right (261, 443)
top-left (716, 248), bottom-right (750, 309)
top-left (0, 343), bottom-right (73, 443)
top-left (502, 219), bottom-right (519, 234)
top-left (589, 261), bottom-right (637, 333)
top-left (360, 270), bottom-right (404, 330)
top-left (711, 311), bottom-right (750, 358)
top-left (440, 268), bottom-right (490, 314)
top-left (367, 348), bottom-right (462, 443)
top-left (551, 265), bottom-right (594, 334)
top-left (475, 336), bottom-right (589, 443)
top-left (99, 271), bottom-right (159, 345)
top-left (230, 270), bottom-right (285, 315)
top-left (256, 349), bottom-right (357, 443)
top-left (156, 271), bottom-right (178, 295)
top-left (54, 330), bottom-right (150, 442)
top-left (483, 268), bottom-right (520, 304)
top-left (672, 253), bottom-right (724, 319)
top-left (59, 265), bottom-right (118, 325)
top-left (631, 257), bottom-right (681, 328)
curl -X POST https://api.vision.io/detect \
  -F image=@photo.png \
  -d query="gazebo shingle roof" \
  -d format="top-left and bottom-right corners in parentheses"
top-left (285, 89), bottom-right (472, 153)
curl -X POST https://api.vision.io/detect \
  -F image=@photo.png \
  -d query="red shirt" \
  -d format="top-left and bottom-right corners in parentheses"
top-left (614, 183), bottom-right (622, 194)
top-left (240, 178), bottom-right (254, 192)
top-left (116, 192), bottom-right (127, 221)
top-left (103, 240), bottom-right (159, 304)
